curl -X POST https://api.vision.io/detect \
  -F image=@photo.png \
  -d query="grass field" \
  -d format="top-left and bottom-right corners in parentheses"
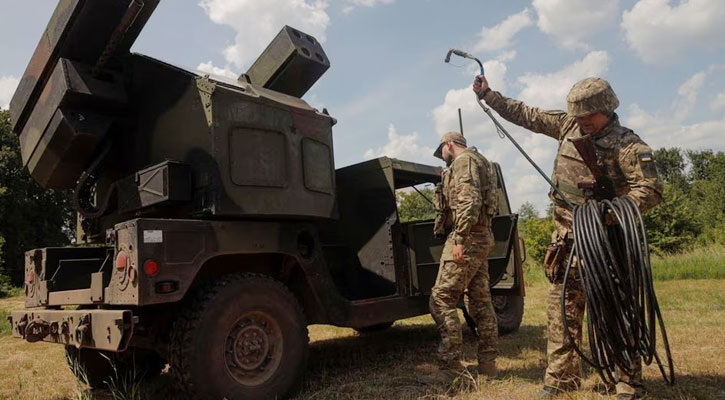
top-left (650, 246), bottom-right (725, 281)
top-left (1, 276), bottom-right (724, 400)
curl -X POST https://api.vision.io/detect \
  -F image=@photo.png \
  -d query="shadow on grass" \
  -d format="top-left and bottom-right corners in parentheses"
top-left (645, 374), bottom-right (725, 400)
top-left (299, 322), bottom-right (549, 399)
top-left (48, 322), bottom-right (725, 400)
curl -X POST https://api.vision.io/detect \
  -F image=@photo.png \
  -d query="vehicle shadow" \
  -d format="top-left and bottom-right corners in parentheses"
top-left (298, 322), bottom-right (549, 399)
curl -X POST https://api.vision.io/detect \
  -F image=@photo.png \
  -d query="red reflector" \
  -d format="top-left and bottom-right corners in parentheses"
top-left (28, 272), bottom-right (35, 283)
top-left (143, 260), bottom-right (159, 277)
top-left (116, 251), bottom-right (128, 270)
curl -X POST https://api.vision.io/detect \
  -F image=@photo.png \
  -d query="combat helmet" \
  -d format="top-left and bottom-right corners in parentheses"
top-left (567, 77), bottom-right (619, 117)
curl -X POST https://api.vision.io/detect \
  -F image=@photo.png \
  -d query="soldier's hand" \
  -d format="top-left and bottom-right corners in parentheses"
top-left (605, 210), bottom-right (618, 226)
top-left (452, 244), bottom-right (465, 263)
top-left (472, 75), bottom-right (489, 98)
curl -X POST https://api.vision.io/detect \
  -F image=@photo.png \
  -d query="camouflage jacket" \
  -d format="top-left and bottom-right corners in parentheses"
top-left (434, 147), bottom-right (497, 244)
top-left (485, 92), bottom-right (663, 232)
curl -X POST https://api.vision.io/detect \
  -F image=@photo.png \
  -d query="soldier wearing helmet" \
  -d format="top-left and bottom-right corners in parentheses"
top-left (423, 131), bottom-right (499, 383)
top-left (473, 75), bottom-right (663, 400)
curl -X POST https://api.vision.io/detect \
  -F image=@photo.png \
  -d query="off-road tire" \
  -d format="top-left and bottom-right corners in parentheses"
top-left (354, 321), bottom-right (394, 334)
top-left (169, 273), bottom-right (309, 400)
top-left (65, 346), bottom-right (166, 389)
top-left (493, 294), bottom-right (524, 334)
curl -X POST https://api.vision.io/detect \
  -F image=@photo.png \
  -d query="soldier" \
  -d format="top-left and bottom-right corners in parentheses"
top-left (472, 75), bottom-right (663, 399)
top-left (426, 131), bottom-right (499, 381)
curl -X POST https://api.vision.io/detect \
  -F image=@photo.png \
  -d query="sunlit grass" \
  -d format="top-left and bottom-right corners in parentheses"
top-left (651, 245), bottom-right (725, 281)
top-left (0, 253), bottom-right (723, 399)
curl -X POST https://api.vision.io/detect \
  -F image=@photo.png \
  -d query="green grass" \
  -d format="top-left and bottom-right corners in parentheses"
top-left (522, 245), bottom-right (725, 285)
top-left (0, 286), bottom-right (23, 299)
top-left (0, 310), bottom-right (10, 336)
top-left (651, 245), bottom-right (725, 280)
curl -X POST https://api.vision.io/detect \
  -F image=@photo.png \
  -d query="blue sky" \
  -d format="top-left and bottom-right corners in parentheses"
top-left (1, 0), bottom-right (724, 213)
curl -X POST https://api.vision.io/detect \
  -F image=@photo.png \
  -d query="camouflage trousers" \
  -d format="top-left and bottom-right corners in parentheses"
top-left (545, 251), bottom-right (643, 395)
top-left (429, 231), bottom-right (498, 364)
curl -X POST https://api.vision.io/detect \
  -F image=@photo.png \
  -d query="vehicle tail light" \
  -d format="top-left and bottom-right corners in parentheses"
top-left (116, 251), bottom-right (128, 270)
top-left (143, 259), bottom-right (159, 277)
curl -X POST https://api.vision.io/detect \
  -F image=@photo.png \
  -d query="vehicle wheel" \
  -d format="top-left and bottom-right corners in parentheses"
top-left (354, 321), bottom-right (394, 334)
top-left (493, 295), bottom-right (524, 335)
top-left (65, 346), bottom-right (166, 389)
top-left (169, 273), bottom-right (309, 400)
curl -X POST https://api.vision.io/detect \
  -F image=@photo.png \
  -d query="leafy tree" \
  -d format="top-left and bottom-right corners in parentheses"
top-left (686, 149), bottom-right (715, 181)
top-left (517, 201), bottom-right (538, 220)
top-left (396, 187), bottom-right (435, 222)
top-left (517, 202), bottom-right (554, 264)
top-left (654, 147), bottom-right (687, 189)
top-left (0, 109), bottom-right (74, 288)
top-left (685, 150), bottom-right (725, 242)
top-left (643, 185), bottom-right (701, 254)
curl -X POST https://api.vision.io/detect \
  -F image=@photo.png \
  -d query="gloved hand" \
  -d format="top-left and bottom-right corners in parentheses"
top-left (473, 75), bottom-right (491, 99)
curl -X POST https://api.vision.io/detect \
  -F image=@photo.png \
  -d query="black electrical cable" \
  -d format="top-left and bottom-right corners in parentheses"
top-left (561, 195), bottom-right (675, 387)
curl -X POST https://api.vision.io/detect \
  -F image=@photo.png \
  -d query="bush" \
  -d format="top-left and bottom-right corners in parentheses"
top-left (517, 202), bottom-right (554, 266)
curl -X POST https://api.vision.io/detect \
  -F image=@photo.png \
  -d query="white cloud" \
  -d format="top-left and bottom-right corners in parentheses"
top-left (199, 0), bottom-right (331, 69)
top-left (433, 57), bottom-right (510, 136)
top-left (675, 71), bottom-right (705, 119)
top-left (342, 0), bottom-right (394, 14)
top-left (196, 61), bottom-right (239, 79)
top-left (363, 124), bottom-right (438, 166)
top-left (473, 9), bottom-right (533, 52)
top-left (0, 76), bottom-right (20, 110)
top-left (710, 92), bottom-right (725, 112)
top-left (623, 67), bottom-right (725, 150)
top-left (622, 0), bottom-right (725, 63)
top-left (533, 0), bottom-right (619, 49)
top-left (626, 103), bottom-right (725, 150)
top-left (516, 50), bottom-right (611, 110)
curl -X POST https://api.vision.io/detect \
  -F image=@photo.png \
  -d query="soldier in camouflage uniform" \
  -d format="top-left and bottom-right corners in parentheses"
top-left (427, 131), bottom-right (499, 379)
top-left (472, 76), bottom-right (663, 399)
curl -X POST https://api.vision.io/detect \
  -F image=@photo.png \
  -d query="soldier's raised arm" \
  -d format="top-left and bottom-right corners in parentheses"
top-left (451, 155), bottom-right (484, 244)
top-left (473, 75), bottom-right (566, 140)
top-left (618, 140), bottom-right (664, 213)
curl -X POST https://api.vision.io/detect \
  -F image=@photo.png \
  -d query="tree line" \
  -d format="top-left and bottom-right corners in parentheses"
top-left (0, 110), bottom-right (73, 296)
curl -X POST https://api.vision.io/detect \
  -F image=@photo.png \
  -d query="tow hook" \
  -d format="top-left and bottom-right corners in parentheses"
top-left (75, 314), bottom-right (91, 348)
top-left (16, 314), bottom-right (28, 337)
top-left (24, 319), bottom-right (50, 343)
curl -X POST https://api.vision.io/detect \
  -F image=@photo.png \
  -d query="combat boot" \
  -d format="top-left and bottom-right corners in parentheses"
top-left (477, 359), bottom-right (497, 376)
top-left (418, 359), bottom-right (468, 385)
top-left (538, 385), bottom-right (566, 399)
top-left (465, 359), bottom-right (497, 377)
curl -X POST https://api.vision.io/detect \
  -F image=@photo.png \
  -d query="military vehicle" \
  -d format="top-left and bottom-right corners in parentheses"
top-left (7, 1), bottom-right (526, 399)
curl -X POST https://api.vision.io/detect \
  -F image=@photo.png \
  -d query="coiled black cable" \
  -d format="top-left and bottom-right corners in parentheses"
top-left (561, 195), bottom-right (675, 386)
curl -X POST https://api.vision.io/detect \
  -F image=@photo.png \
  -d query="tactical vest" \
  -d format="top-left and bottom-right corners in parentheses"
top-left (551, 118), bottom-right (639, 207)
top-left (441, 148), bottom-right (498, 229)
top-left (474, 150), bottom-right (499, 221)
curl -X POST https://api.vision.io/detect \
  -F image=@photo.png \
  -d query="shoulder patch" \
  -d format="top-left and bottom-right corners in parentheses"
top-left (638, 153), bottom-right (653, 162)
top-left (637, 152), bottom-right (658, 178)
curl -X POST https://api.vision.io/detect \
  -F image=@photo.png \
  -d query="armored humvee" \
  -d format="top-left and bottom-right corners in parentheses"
top-left (7, 1), bottom-right (526, 399)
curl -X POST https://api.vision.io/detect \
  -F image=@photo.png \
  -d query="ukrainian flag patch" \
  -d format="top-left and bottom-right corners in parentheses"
top-left (638, 152), bottom-right (657, 178)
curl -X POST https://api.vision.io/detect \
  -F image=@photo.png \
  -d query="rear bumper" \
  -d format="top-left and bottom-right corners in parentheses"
top-left (9, 309), bottom-right (135, 352)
